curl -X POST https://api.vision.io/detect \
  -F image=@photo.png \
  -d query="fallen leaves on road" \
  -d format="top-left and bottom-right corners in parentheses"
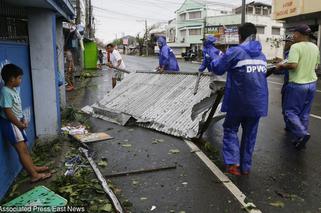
top-left (122, 144), bottom-right (132, 148)
top-left (152, 138), bottom-right (165, 144)
top-left (98, 159), bottom-right (108, 167)
top-left (169, 149), bottom-right (180, 154)
top-left (132, 180), bottom-right (139, 185)
top-left (269, 201), bottom-right (285, 208)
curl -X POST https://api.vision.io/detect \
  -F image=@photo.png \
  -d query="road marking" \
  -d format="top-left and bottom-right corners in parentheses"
top-left (184, 140), bottom-right (262, 213)
top-left (268, 81), bottom-right (321, 93)
top-left (310, 114), bottom-right (321, 120)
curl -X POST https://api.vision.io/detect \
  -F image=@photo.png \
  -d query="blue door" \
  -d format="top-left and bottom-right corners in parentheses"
top-left (0, 42), bottom-right (36, 199)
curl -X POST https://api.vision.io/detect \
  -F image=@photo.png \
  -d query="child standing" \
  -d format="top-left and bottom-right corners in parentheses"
top-left (0, 64), bottom-right (51, 183)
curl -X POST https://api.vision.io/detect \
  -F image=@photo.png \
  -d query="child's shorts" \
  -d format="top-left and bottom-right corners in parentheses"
top-left (0, 117), bottom-right (28, 145)
top-left (112, 70), bottom-right (123, 81)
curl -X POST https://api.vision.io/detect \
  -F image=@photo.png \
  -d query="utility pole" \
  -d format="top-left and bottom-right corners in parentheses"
top-left (203, 0), bottom-right (207, 40)
top-left (241, 0), bottom-right (246, 24)
top-left (145, 19), bottom-right (149, 56)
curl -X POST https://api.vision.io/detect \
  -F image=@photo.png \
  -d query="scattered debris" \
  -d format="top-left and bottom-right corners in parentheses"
top-left (105, 165), bottom-right (177, 178)
top-left (151, 205), bottom-right (157, 211)
top-left (72, 132), bottom-right (113, 143)
top-left (98, 159), bottom-right (108, 168)
top-left (140, 197), bottom-right (148, 201)
top-left (123, 200), bottom-right (133, 208)
top-left (132, 180), bottom-right (139, 185)
top-left (169, 149), bottom-right (180, 154)
top-left (275, 190), bottom-right (304, 202)
top-left (61, 125), bottom-right (88, 135)
top-left (80, 148), bottom-right (124, 213)
top-left (122, 144), bottom-right (132, 148)
top-left (81, 105), bottom-right (94, 115)
top-left (269, 201), bottom-right (285, 208)
top-left (100, 204), bottom-right (112, 212)
top-left (182, 182), bottom-right (188, 186)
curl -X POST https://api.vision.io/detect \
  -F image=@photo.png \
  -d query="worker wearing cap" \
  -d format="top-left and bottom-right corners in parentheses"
top-left (156, 36), bottom-right (179, 73)
top-left (276, 24), bottom-right (320, 150)
top-left (199, 35), bottom-right (222, 72)
top-left (210, 23), bottom-right (268, 175)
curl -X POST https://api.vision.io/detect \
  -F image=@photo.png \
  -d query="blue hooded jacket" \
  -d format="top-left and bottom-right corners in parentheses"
top-left (210, 40), bottom-right (268, 117)
top-left (157, 36), bottom-right (179, 71)
top-left (199, 35), bottom-right (221, 72)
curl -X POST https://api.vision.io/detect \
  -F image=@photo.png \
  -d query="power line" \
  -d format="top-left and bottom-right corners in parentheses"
top-left (93, 6), bottom-right (168, 21)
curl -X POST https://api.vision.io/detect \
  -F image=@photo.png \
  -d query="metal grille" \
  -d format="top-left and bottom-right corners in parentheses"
top-left (0, 0), bottom-right (28, 42)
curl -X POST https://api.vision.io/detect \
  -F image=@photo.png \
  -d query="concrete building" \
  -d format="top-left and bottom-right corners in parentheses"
top-left (0, 0), bottom-right (74, 199)
top-left (272, 0), bottom-right (321, 57)
top-left (166, 0), bottom-right (283, 59)
top-left (167, 0), bottom-right (233, 57)
top-left (206, 2), bottom-right (284, 59)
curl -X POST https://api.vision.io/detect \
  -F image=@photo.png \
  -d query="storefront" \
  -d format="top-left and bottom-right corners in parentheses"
top-left (273, 0), bottom-right (321, 53)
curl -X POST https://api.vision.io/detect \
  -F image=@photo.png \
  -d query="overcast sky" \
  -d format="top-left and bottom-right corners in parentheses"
top-left (93, 0), bottom-right (272, 43)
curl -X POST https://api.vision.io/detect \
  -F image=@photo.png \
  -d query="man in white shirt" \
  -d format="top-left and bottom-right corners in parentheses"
top-left (106, 43), bottom-right (126, 88)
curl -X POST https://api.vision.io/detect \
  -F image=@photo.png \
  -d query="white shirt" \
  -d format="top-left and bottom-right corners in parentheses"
top-left (110, 49), bottom-right (126, 69)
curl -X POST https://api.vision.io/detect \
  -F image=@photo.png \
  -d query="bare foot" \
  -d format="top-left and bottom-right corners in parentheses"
top-left (34, 166), bottom-right (49, 172)
top-left (30, 173), bottom-right (52, 183)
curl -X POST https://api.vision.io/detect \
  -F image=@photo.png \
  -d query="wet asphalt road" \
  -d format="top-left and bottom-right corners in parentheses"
top-left (68, 55), bottom-right (321, 212)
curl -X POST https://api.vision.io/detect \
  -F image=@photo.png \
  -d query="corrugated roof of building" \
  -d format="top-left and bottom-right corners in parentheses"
top-left (91, 72), bottom-right (225, 139)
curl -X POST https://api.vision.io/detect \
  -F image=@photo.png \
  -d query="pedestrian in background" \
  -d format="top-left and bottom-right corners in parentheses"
top-left (210, 23), bottom-right (268, 176)
top-left (276, 24), bottom-right (320, 149)
top-left (98, 49), bottom-right (103, 70)
top-left (106, 43), bottom-right (126, 88)
top-left (64, 49), bottom-right (74, 91)
top-left (156, 36), bottom-right (179, 73)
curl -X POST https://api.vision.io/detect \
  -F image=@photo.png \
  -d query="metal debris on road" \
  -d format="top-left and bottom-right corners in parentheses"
top-left (105, 165), bottom-right (177, 178)
top-left (79, 148), bottom-right (124, 213)
top-left (90, 72), bottom-right (226, 138)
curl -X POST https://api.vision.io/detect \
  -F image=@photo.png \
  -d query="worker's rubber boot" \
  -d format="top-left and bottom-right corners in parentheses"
top-left (226, 165), bottom-right (241, 176)
top-left (293, 134), bottom-right (310, 150)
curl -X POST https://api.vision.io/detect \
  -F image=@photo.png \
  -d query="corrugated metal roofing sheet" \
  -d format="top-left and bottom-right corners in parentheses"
top-left (91, 72), bottom-right (224, 138)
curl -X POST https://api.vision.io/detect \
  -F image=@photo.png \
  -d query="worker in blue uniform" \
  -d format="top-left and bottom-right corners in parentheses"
top-left (199, 35), bottom-right (222, 72)
top-left (210, 23), bottom-right (268, 175)
top-left (276, 25), bottom-right (320, 150)
top-left (277, 35), bottom-right (294, 131)
top-left (156, 36), bottom-right (179, 73)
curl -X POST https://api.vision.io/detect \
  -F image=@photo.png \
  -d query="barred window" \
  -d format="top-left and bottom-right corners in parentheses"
top-left (189, 11), bottom-right (201, 19)
top-left (189, 28), bottom-right (201, 35)
top-left (0, 0), bottom-right (28, 42)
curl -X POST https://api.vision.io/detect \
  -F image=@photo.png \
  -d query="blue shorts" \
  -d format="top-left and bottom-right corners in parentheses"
top-left (0, 117), bottom-right (28, 145)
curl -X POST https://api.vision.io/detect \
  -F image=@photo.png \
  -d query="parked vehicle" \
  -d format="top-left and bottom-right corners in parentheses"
top-left (182, 49), bottom-right (197, 61)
